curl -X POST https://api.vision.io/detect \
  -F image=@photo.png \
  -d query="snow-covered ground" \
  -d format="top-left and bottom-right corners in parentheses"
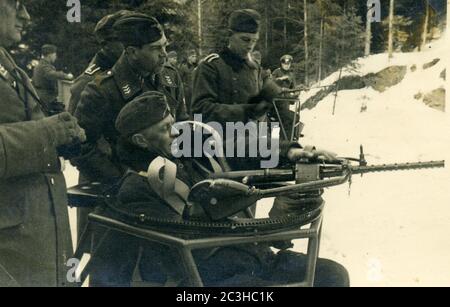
top-left (286, 35), bottom-right (449, 286)
top-left (64, 35), bottom-right (448, 287)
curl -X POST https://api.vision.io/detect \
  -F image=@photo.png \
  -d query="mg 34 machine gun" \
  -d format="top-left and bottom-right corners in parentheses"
top-left (190, 146), bottom-right (445, 221)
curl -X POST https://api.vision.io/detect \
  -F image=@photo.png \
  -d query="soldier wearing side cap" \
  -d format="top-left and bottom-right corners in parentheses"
top-left (86, 91), bottom-right (349, 287)
top-left (179, 49), bottom-right (198, 116)
top-left (0, 0), bottom-right (85, 287)
top-left (32, 44), bottom-right (74, 115)
top-left (73, 12), bottom-right (188, 184)
top-left (68, 10), bottom-right (131, 115)
top-left (192, 9), bottom-right (269, 127)
top-left (272, 54), bottom-right (296, 90)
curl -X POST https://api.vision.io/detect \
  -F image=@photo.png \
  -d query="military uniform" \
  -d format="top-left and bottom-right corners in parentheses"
top-left (192, 48), bottom-right (264, 124)
top-left (272, 67), bottom-right (296, 89)
top-left (68, 51), bottom-right (117, 115)
top-left (73, 54), bottom-right (188, 182)
top-left (0, 48), bottom-right (73, 287)
top-left (32, 59), bottom-right (70, 114)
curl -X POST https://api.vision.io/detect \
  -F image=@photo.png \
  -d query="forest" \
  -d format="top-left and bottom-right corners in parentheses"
top-left (13, 0), bottom-right (447, 85)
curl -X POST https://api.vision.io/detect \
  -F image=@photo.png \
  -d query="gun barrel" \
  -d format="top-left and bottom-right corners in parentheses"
top-left (350, 160), bottom-right (445, 174)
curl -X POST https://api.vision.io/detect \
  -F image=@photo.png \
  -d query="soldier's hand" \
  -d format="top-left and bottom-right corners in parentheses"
top-left (43, 112), bottom-right (86, 147)
top-left (288, 147), bottom-right (338, 163)
top-left (249, 101), bottom-right (272, 120)
top-left (66, 73), bottom-right (74, 80)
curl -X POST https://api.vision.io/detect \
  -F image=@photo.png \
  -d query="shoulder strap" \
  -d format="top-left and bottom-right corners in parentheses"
top-left (146, 157), bottom-right (190, 216)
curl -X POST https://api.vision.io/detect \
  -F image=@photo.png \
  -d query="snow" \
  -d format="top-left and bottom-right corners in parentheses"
top-left (287, 34), bottom-right (449, 286)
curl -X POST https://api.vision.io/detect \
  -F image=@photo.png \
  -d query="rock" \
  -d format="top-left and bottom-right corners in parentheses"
top-left (422, 88), bottom-right (445, 112)
top-left (411, 65), bottom-right (417, 72)
top-left (414, 92), bottom-right (422, 100)
top-left (365, 66), bottom-right (407, 92)
top-left (440, 69), bottom-right (446, 80)
top-left (423, 58), bottom-right (440, 70)
top-left (302, 66), bottom-right (407, 110)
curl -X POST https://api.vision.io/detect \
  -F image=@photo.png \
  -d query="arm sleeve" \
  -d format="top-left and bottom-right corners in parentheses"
top-left (0, 120), bottom-right (60, 179)
top-left (191, 62), bottom-right (253, 125)
top-left (72, 81), bottom-right (122, 181)
top-left (42, 65), bottom-right (68, 81)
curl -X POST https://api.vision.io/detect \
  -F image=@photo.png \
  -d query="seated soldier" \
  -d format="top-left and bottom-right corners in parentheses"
top-left (88, 91), bottom-right (349, 287)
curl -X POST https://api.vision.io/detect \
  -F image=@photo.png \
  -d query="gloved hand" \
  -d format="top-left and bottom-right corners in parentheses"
top-left (42, 112), bottom-right (86, 147)
top-left (288, 146), bottom-right (338, 163)
top-left (247, 100), bottom-right (272, 120)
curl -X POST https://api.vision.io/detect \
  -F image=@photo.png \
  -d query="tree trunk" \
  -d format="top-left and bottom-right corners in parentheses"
top-left (265, 0), bottom-right (269, 57)
top-left (388, 0), bottom-right (394, 59)
top-left (317, 17), bottom-right (324, 83)
top-left (365, 3), bottom-right (372, 56)
top-left (197, 0), bottom-right (203, 56)
top-left (421, 0), bottom-right (430, 51)
top-left (304, 0), bottom-right (309, 85)
top-left (283, 0), bottom-right (288, 49)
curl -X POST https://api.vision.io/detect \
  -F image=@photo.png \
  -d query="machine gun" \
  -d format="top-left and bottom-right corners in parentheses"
top-left (188, 146), bottom-right (445, 221)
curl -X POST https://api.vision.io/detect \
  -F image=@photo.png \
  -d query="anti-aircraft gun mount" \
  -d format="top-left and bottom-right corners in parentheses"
top-left (68, 143), bottom-right (444, 287)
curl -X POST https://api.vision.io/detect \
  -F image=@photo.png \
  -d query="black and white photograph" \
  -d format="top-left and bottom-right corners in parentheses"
top-left (0, 0), bottom-right (448, 290)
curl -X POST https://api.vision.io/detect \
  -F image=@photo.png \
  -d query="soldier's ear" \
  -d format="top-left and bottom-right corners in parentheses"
top-left (131, 133), bottom-right (148, 150)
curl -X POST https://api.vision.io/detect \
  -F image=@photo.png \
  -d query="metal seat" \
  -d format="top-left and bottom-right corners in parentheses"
top-left (69, 184), bottom-right (323, 287)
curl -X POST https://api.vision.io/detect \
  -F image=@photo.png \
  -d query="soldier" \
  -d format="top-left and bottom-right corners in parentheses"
top-left (32, 44), bottom-right (74, 115)
top-left (192, 9), bottom-right (270, 126)
top-left (87, 91), bottom-right (349, 287)
top-left (179, 49), bottom-right (198, 115)
top-left (0, 0), bottom-right (85, 287)
top-left (73, 12), bottom-right (188, 183)
top-left (272, 54), bottom-right (296, 90)
top-left (70, 11), bottom-right (132, 246)
top-left (166, 51), bottom-right (178, 68)
top-left (68, 10), bottom-right (130, 115)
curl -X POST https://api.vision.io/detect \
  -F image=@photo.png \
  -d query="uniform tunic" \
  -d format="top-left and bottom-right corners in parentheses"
top-left (0, 48), bottom-right (72, 287)
top-left (73, 53), bottom-right (188, 182)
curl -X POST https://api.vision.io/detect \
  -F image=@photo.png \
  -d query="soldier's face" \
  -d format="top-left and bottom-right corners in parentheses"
top-left (168, 57), bottom-right (177, 66)
top-left (132, 115), bottom-right (178, 158)
top-left (0, 0), bottom-right (30, 47)
top-left (229, 31), bottom-right (259, 59)
top-left (282, 63), bottom-right (291, 71)
top-left (188, 54), bottom-right (197, 64)
top-left (130, 33), bottom-right (168, 75)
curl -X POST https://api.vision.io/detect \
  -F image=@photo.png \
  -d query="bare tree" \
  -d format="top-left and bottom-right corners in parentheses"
top-left (304, 0), bottom-right (309, 85)
top-left (365, 2), bottom-right (372, 56)
top-left (421, 0), bottom-right (430, 51)
top-left (197, 0), bottom-right (203, 56)
top-left (388, 0), bottom-right (394, 58)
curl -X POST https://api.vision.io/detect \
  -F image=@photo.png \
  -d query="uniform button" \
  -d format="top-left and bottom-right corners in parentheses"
top-left (50, 178), bottom-right (55, 185)
top-left (232, 77), bottom-right (237, 81)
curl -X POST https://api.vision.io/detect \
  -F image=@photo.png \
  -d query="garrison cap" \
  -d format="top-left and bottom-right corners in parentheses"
top-left (167, 51), bottom-right (177, 59)
top-left (113, 12), bottom-right (164, 47)
top-left (228, 9), bottom-right (261, 34)
top-left (115, 91), bottom-right (171, 137)
top-left (41, 44), bottom-right (57, 56)
top-left (94, 10), bottom-right (133, 44)
top-left (280, 54), bottom-right (293, 63)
